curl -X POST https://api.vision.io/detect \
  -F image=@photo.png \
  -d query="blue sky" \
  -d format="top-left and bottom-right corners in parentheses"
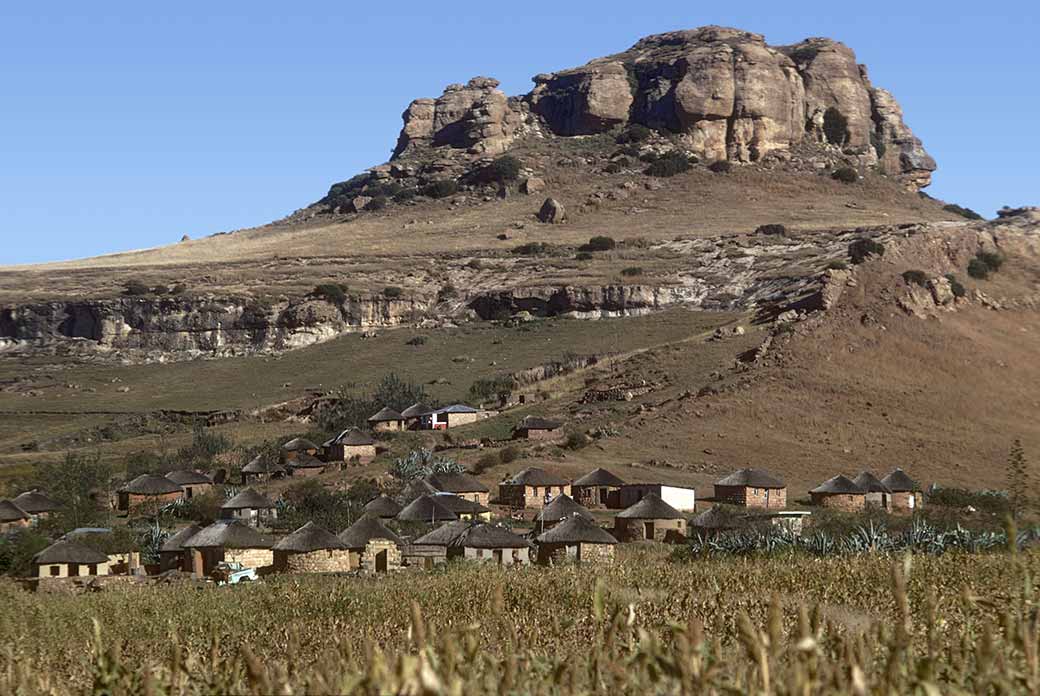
top-left (1, 2), bottom-right (1036, 265)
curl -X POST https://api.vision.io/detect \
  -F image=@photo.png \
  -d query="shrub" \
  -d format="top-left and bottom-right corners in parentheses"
top-left (471, 451), bottom-right (500, 475)
top-left (832, 167), bottom-right (859, 184)
top-left (620, 266), bottom-right (643, 277)
top-left (500, 445), bottom-right (520, 464)
top-left (645, 151), bottom-right (691, 177)
top-left (364, 196), bottom-right (388, 211)
top-left (489, 155), bottom-right (522, 182)
top-left (578, 236), bottom-right (616, 253)
top-left (575, 252), bottom-right (593, 261)
top-left (406, 335), bottom-right (427, 346)
top-left (616, 123), bottom-right (653, 144)
top-left (755, 224), bottom-right (787, 236)
top-left (638, 151), bottom-right (659, 163)
top-left (826, 260), bottom-right (848, 270)
top-left (603, 162), bottom-right (622, 174)
top-left (437, 284), bottom-right (458, 302)
top-left (563, 432), bottom-right (590, 450)
top-left (967, 258), bottom-right (989, 279)
top-left (122, 279), bottom-right (151, 296)
top-left (466, 259), bottom-right (485, 270)
top-left (312, 283), bottom-right (347, 304)
top-left (901, 270), bottom-right (928, 287)
top-left (976, 251), bottom-right (1004, 272)
top-left (822, 107), bottom-right (849, 146)
top-left (848, 238), bottom-right (885, 264)
top-left (708, 160), bottom-right (732, 174)
top-left (512, 242), bottom-right (553, 256)
top-left (382, 286), bottom-right (403, 299)
top-left (365, 181), bottom-right (403, 198)
top-left (943, 203), bottom-right (984, 220)
top-left (392, 188), bottom-right (416, 203)
top-left (326, 174), bottom-right (369, 199)
top-left (423, 180), bottom-right (458, 199)
top-left (945, 274), bottom-right (966, 298)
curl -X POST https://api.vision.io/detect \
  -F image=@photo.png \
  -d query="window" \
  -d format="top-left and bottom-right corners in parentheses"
top-left (49, 565), bottom-right (60, 577)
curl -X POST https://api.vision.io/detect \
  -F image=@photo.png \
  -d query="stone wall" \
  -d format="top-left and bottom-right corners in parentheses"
top-left (360, 540), bottom-right (403, 573)
top-left (713, 485), bottom-right (786, 508)
top-left (888, 491), bottom-right (922, 512)
top-left (499, 484), bottom-right (571, 509)
top-left (225, 548), bottom-right (274, 569)
top-left (331, 444), bottom-right (377, 463)
top-left (36, 561), bottom-right (110, 579)
top-left (810, 493), bottom-right (865, 511)
top-left (279, 549), bottom-right (355, 574)
top-left (461, 545), bottom-right (531, 565)
top-left (124, 491), bottom-right (182, 512)
top-left (614, 518), bottom-right (686, 542)
top-left (578, 542), bottom-right (615, 564)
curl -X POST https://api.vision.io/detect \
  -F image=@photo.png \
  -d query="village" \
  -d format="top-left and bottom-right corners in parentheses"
top-left (0, 400), bottom-right (926, 590)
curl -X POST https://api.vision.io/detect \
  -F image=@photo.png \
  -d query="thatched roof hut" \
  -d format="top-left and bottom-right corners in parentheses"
top-left (396, 495), bottom-right (458, 523)
top-left (165, 470), bottom-right (213, 486)
top-left (573, 468), bottom-right (625, 488)
top-left (881, 469), bottom-right (920, 492)
top-left (536, 515), bottom-right (617, 546)
top-left (221, 488), bottom-right (276, 511)
top-left (120, 474), bottom-right (182, 496)
top-left (503, 467), bottom-right (569, 487)
top-left (368, 407), bottom-right (404, 423)
top-left (811, 475), bottom-right (865, 495)
top-left (338, 516), bottom-right (403, 549)
top-left (0, 500), bottom-right (30, 524)
top-left (282, 437), bottom-right (320, 453)
top-left (690, 506), bottom-right (742, 532)
top-left (241, 457), bottom-right (286, 476)
top-left (364, 495), bottom-right (403, 519)
top-left (413, 521), bottom-right (473, 546)
top-left (616, 493), bottom-right (682, 520)
top-left (33, 540), bottom-right (109, 566)
top-left (450, 523), bottom-right (531, 550)
top-left (327, 428), bottom-right (375, 447)
top-left (161, 524), bottom-right (203, 553)
top-left (274, 522), bottom-right (347, 552)
top-left (852, 471), bottom-right (891, 493)
top-left (12, 490), bottom-right (61, 514)
top-left (182, 520), bottom-right (273, 549)
top-left (424, 472), bottom-right (489, 494)
top-left (715, 468), bottom-right (785, 489)
top-left (431, 493), bottom-right (490, 518)
top-left (534, 494), bottom-right (593, 524)
top-left (401, 402), bottom-right (432, 419)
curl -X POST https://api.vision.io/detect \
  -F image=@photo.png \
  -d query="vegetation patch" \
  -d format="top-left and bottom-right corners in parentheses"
top-left (848, 238), bottom-right (885, 264)
top-left (943, 203), bottom-right (984, 220)
top-left (901, 269), bottom-right (929, 287)
top-left (646, 151), bottom-right (692, 177)
top-left (831, 166), bottom-right (859, 184)
top-left (578, 236), bottom-right (616, 252)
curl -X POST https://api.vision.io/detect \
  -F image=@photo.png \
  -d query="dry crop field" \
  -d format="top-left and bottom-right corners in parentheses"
top-left (1, 545), bottom-right (1038, 693)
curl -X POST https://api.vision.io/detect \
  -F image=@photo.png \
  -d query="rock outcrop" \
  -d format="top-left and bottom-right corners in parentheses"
top-left (392, 26), bottom-right (935, 189)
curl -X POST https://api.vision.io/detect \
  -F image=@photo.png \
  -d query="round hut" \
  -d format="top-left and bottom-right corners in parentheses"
top-left (325, 428), bottom-right (377, 464)
top-left (408, 520), bottom-right (471, 568)
top-left (182, 520), bottom-right (274, 576)
top-left (241, 456), bottom-right (286, 484)
top-left (281, 437), bottom-right (320, 463)
top-left (364, 495), bottom-right (403, 519)
top-left (396, 494), bottom-right (458, 524)
top-left (274, 521), bottom-right (352, 573)
top-left (448, 523), bottom-right (532, 565)
top-left (12, 490), bottom-right (61, 521)
top-left (431, 493), bottom-right (491, 521)
top-left (614, 493), bottom-right (686, 542)
top-left (220, 488), bottom-right (277, 526)
top-left (713, 469), bottom-right (787, 508)
top-left (287, 452), bottom-right (327, 478)
top-left (689, 505), bottom-right (744, 538)
top-left (33, 540), bottom-right (110, 579)
top-left (164, 470), bottom-right (213, 500)
top-left (852, 471), bottom-right (892, 510)
top-left (810, 475), bottom-right (867, 510)
top-left (368, 407), bottom-right (404, 432)
top-left (535, 514), bottom-right (617, 565)
top-left (880, 469), bottom-right (922, 511)
top-left (338, 515), bottom-right (404, 573)
top-left (159, 523), bottom-right (203, 572)
top-left (571, 468), bottom-right (625, 508)
top-left (533, 494), bottom-right (593, 532)
top-left (400, 402), bottom-right (431, 430)
top-left (117, 474), bottom-right (183, 513)
top-left (498, 467), bottom-right (571, 509)
top-left (0, 500), bottom-right (31, 532)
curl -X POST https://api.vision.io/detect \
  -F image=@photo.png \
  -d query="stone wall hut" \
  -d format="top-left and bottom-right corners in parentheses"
top-left (324, 428), bottom-right (377, 464)
top-left (364, 495), bottom-right (403, 519)
top-left (33, 540), bottom-right (110, 579)
top-left (12, 490), bottom-right (61, 524)
top-left (368, 407), bottom-right (405, 432)
top-left (614, 493), bottom-right (687, 542)
top-left (431, 493), bottom-right (491, 521)
top-left (449, 523), bottom-right (532, 565)
top-left (810, 475), bottom-right (867, 511)
top-left (713, 469), bottom-right (787, 508)
top-left (117, 474), bottom-right (183, 513)
top-left (424, 472), bottom-right (491, 506)
top-left (281, 437), bottom-right (320, 464)
top-left (274, 521), bottom-right (353, 574)
top-left (408, 521), bottom-right (470, 568)
top-left (498, 468), bottom-right (571, 509)
top-left (536, 514), bottom-right (617, 565)
top-left (241, 457), bottom-right (286, 484)
top-left (159, 524), bottom-right (203, 572)
top-left (689, 506), bottom-right (744, 538)
top-left (533, 494), bottom-right (593, 532)
top-left (397, 494), bottom-right (458, 524)
top-left (401, 402), bottom-right (431, 430)
top-left (0, 500), bottom-right (31, 533)
top-left (512, 416), bottom-right (564, 441)
top-left (220, 488), bottom-right (278, 527)
top-left (338, 516), bottom-right (404, 573)
top-left (165, 470), bottom-right (214, 500)
top-left (288, 453), bottom-right (327, 478)
top-left (853, 471), bottom-right (892, 510)
top-left (572, 468), bottom-right (625, 508)
top-left (182, 520), bottom-right (274, 577)
top-left (423, 404), bottom-right (482, 430)
top-left (881, 469), bottom-right (923, 511)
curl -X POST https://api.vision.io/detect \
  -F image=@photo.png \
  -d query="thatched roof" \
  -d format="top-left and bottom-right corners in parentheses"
top-left (398, 478), bottom-right (440, 502)
top-left (451, 523), bottom-right (531, 549)
top-left (690, 506), bottom-right (742, 530)
top-left (12, 490), bottom-right (61, 514)
top-left (811, 475), bottom-right (865, 495)
top-left (161, 524), bottom-right (203, 552)
top-left (573, 468), bottom-right (625, 488)
top-left (364, 495), bottom-right (402, 518)
top-left (0, 500), bottom-right (30, 523)
top-left (289, 453), bottom-right (326, 470)
top-left (275, 521), bottom-right (348, 552)
top-left (853, 471), bottom-right (892, 494)
top-left (120, 474), bottom-right (183, 496)
top-left (401, 402), bottom-right (432, 419)
top-left (503, 467), bottom-right (569, 487)
top-left (329, 428), bottom-right (375, 447)
top-left (424, 472), bottom-right (489, 494)
top-left (33, 540), bottom-right (109, 565)
top-left (534, 494), bottom-right (593, 523)
top-left (183, 520), bottom-right (273, 549)
top-left (337, 515), bottom-right (403, 548)
top-left (616, 493), bottom-right (682, 520)
top-left (516, 416), bottom-right (563, 431)
top-left (241, 457), bottom-right (285, 475)
top-left (431, 494), bottom-right (490, 516)
top-left (282, 437), bottom-right (319, 452)
top-left (715, 468), bottom-right (785, 489)
top-left (221, 488), bottom-right (276, 510)
top-left (396, 495), bottom-right (458, 523)
top-left (434, 404), bottom-right (480, 415)
top-left (881, 469), bottom-right (920, 492)
top-left (368, 407), bottom-right (403, 422)
top-left (165, 470), bottom-right (212, 486)
top-left (536, 515), bottom-right (617, 545)
top-left (413, 521), bottom-right (472, 546)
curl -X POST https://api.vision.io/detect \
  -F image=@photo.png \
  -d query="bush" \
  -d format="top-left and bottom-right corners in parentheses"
top-left (512, 242), bottom-right (553, 256)
top-left (489, 155), bottom-right (522, 182)
top-left (928, 486), bottom-right (1009, 515)
top-left (943, 203), bottom-right (984, 220)
top-left (967, 258), bottom-right (989, 279)
top-left (822, 107), bottom-right (849, 146)
top-left (500, 445), bottom-right (520, 464)
top-left (364, 196), bottom-right (388, 211)
top-left (832, 167), bottom-right (859, 184)
top-left (365, 181), bottom-right (403, 198)
top-left (826, 260), bottom-right (848, 270)
top-left (122, 279), bottom-right (151, 296)
top-left (471, 452), bottom-right (500, 475)
top-left (406, 335), bottom-right (427, 346)
top-left (392, 188), bottom-right (416, 203)
top-left (645, 151), bottom-right (691, 177)
top-left (755, 224), bottom-right (787, 236)
top-left (563, 432), bottom-right (590, 451)
top-left (423, 180), bottom-right (458, 199)
top-left (708, 160), bottom-right (732, 174)
top-left (848, 238), bottom-right (885, 264)
top-left (575, 252), bottom-right (593, 261)
top-left (578, 236), bottom-right (616, 252)
top-left (382, 286), bottom-right (403, 299)
top-left (603, 162), bottom-right (622, 174)
top-left (967, 252), bottom-right (1004, 280)
top-left (945, 274), bottom-right (966, 298)
top-left (620, 266), bottom-right (643, 277)
top-left (901, 270), bottom-right (928, 287)
top-left (616, 123), bottom-right (653, 144)
top-left (313, 283), bottom-right (347, 305)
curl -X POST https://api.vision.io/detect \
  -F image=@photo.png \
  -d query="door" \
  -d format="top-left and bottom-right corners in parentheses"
top-left (375, 549), bottom-right (388, 573)
top-left (644, 522), bottom-right (655, 540)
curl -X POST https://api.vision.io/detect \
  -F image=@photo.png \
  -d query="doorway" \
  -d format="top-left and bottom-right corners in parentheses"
top-left (375, 549), bottom-right (388, 573)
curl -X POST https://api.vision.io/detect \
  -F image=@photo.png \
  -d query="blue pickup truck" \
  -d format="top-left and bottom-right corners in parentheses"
top-left (212, 561), bottom-right (258, 586)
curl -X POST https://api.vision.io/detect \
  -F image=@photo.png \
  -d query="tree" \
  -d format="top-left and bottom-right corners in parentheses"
top-left (22, 452), bottom-right (114, 532)
top-left (1007, 439), bottom-right (1032, 520)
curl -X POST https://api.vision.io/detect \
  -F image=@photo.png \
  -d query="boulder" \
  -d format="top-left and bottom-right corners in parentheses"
top-left (927, 277), bottom-right (954, 306)
top-left (538, 198), bottom-right (567, 224)
top-left (349, 196), bottom-right (372, 213)
top-left (520, 177), bottom-right (545, 195)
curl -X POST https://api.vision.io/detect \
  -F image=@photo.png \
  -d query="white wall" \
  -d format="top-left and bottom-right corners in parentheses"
top-left (659, 486), bottom-right (696, 512)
